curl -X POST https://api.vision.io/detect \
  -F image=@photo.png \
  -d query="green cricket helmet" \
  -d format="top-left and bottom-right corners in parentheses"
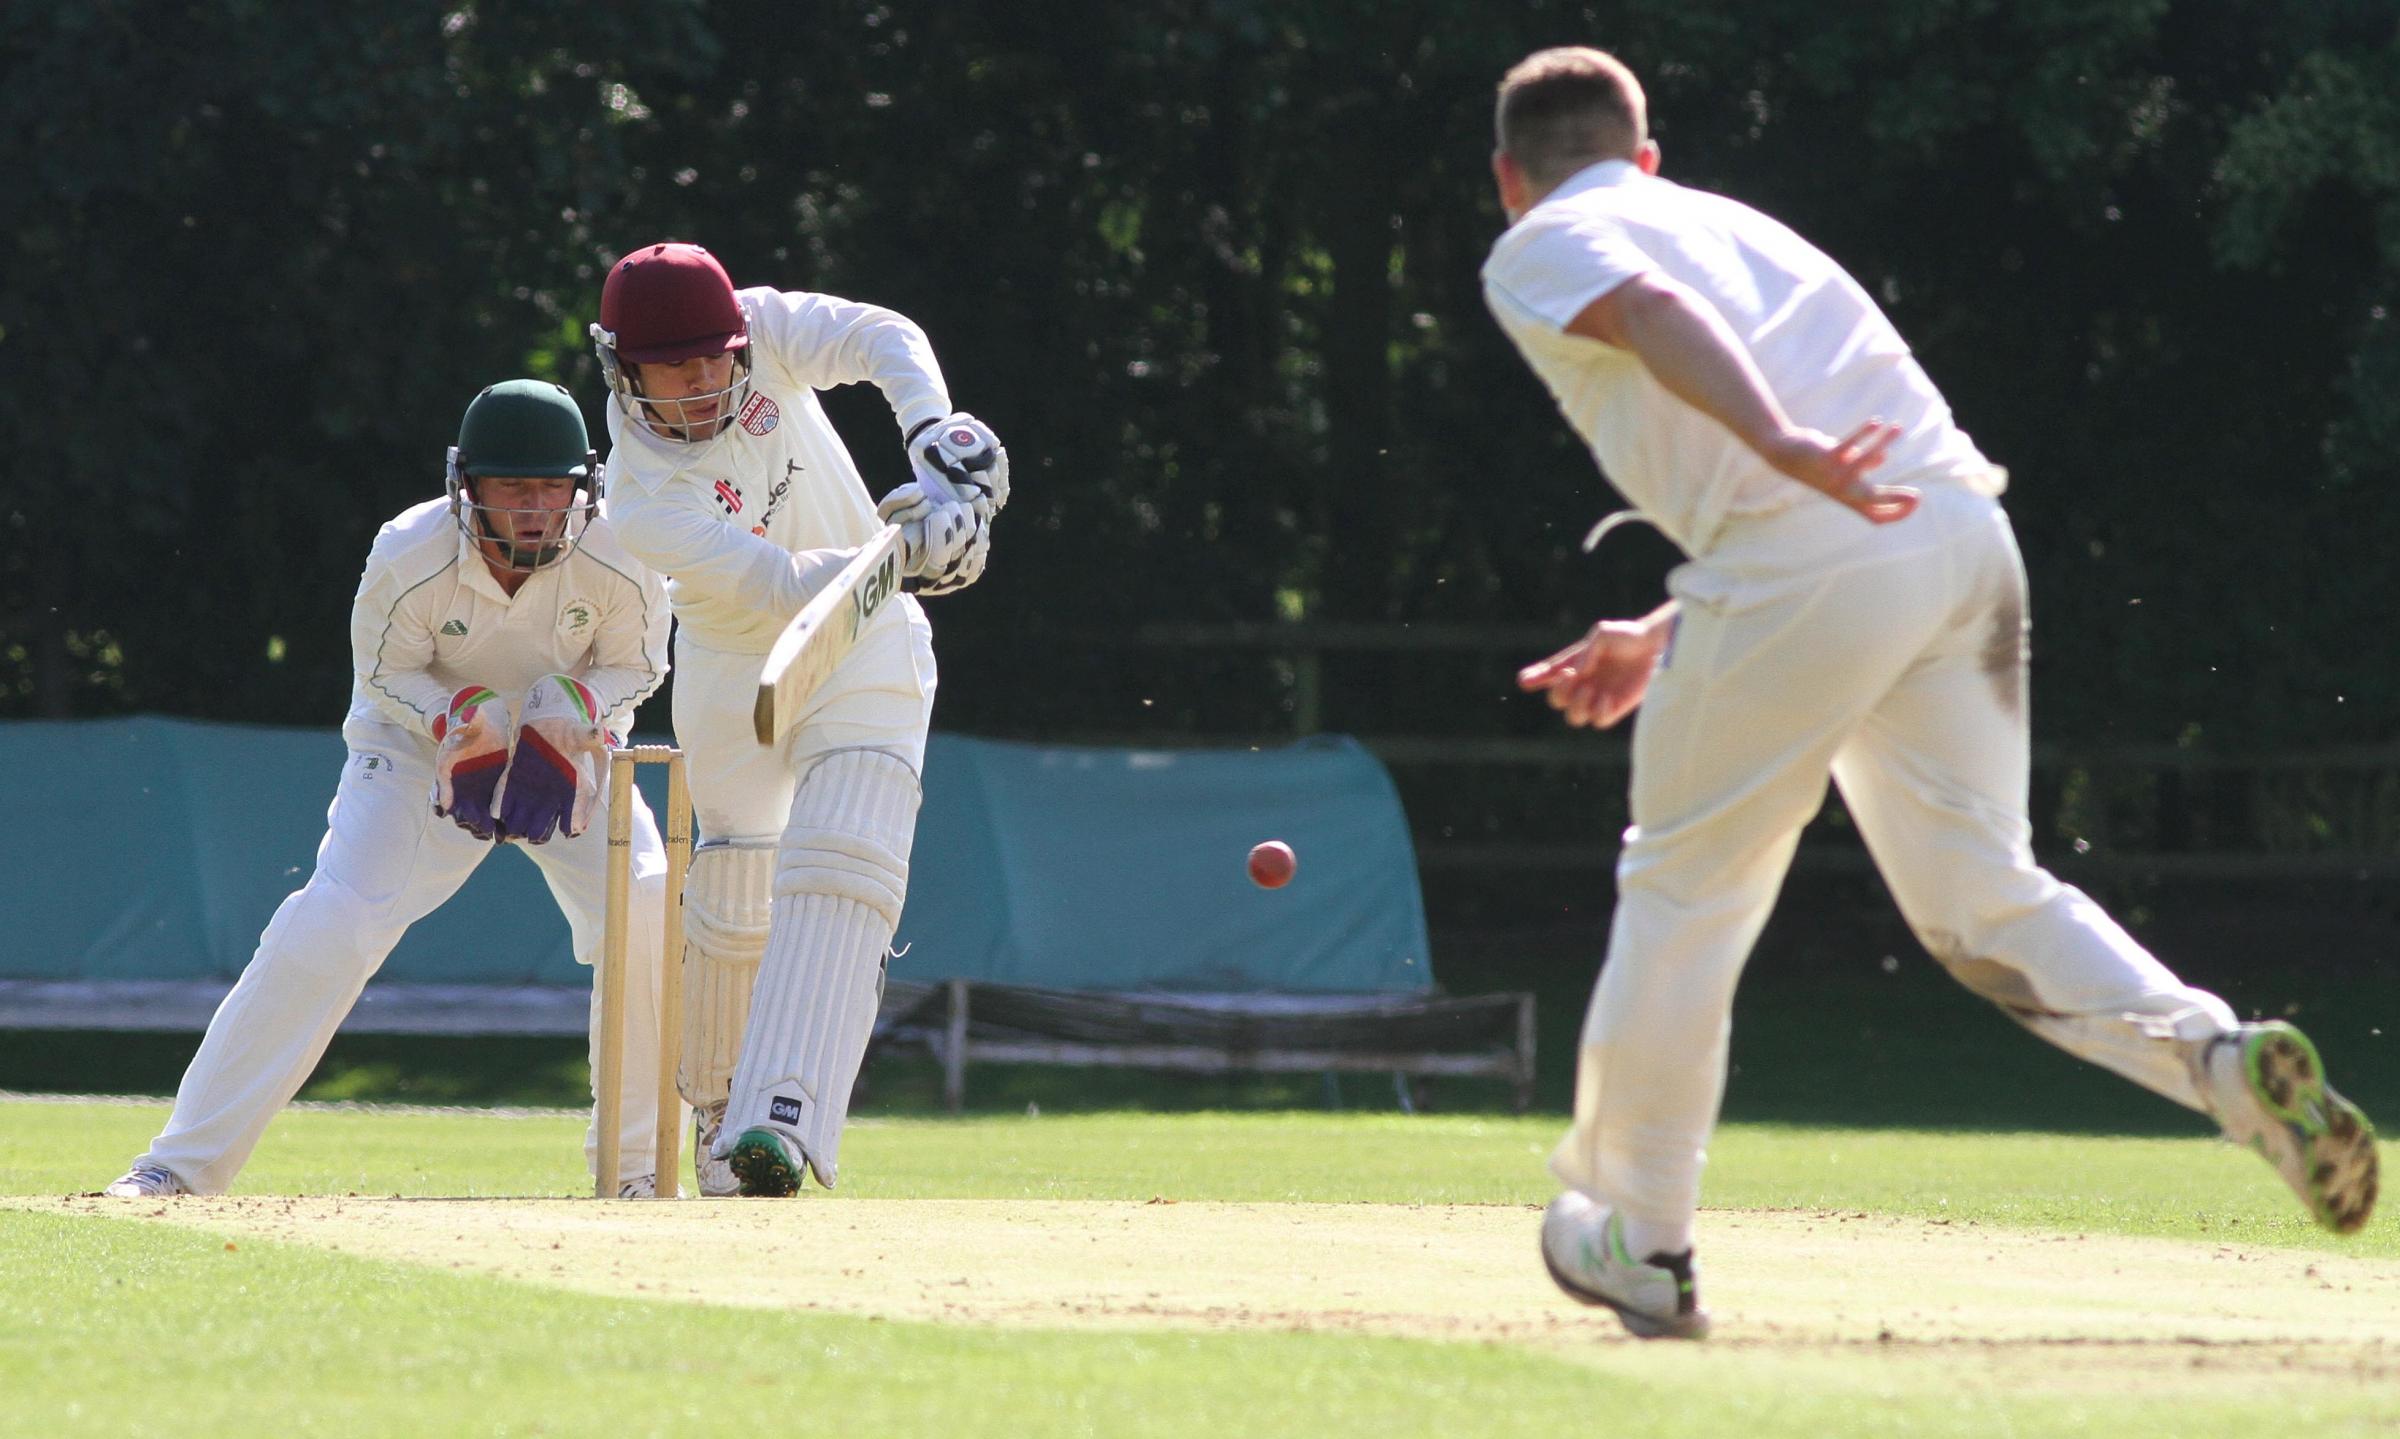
top-left (444, 379), bottom-right (605, 573)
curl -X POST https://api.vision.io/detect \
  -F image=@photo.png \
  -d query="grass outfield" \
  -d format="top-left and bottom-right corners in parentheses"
top-left (4, 1102), bottom-right (2396, 1437)
top-left (4, 1101), bottom-right (2392, 1241)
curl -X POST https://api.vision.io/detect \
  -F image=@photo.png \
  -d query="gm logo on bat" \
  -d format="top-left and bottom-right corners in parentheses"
top-left (850, 550), bottom-right (898, 635)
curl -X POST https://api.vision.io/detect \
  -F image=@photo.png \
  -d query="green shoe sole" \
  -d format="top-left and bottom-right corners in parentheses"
top-left (2242, 1022), bottom-right (2379, 1235)
top-left (728, 1128), bottom-right (804, 1198)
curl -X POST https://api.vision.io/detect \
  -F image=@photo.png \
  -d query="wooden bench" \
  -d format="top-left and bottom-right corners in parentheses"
top-left (873, 980), bottom-right (1537, 1112)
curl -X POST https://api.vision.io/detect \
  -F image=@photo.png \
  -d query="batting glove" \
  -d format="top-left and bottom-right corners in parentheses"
top-left (876, 481), bottom-right (991, 595)
top-left (496, 675), bottom-right (605, 844)
top-left (431, 685), bottom-right (512, 841)
top-left (907, 413), bottom-right (1009, 512)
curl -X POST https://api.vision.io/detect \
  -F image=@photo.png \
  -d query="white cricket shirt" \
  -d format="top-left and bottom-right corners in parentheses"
top-left (1483, 160), bottom-right (2000, 554)
top-left (603, 287), bottom-right (950, 652)
top-left (346, 498), bottom-right (669, 746)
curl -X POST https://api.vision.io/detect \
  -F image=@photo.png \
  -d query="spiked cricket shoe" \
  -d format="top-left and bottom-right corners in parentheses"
top-left (693, 1103), bottom-right (739, 1197)
top-left (102, 1164), bottom-right (187, 1199)
top-left (728, 1127), bottom-right (806, 1198)
top-left (1539, 1191), bottom-right (1710, 1339)
top-left (2212, 1021), bottom-right (2378, 1235)
top-left (616, 1174), bottom-right (658, 1199)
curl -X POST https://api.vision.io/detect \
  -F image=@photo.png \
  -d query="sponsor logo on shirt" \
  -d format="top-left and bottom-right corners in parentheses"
top-left (751, 461), bottom-right (799, 538)
top-left (558, 599), bottom-right (596, 641)
top-left (738, 394), bottom-right (781, 436)
top-left (440, 619), bottom-right (469, 636)
top-left (713, 478), bottom-right (743, 515)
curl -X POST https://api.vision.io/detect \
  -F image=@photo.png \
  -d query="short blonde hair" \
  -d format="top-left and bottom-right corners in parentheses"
top-left (1496, 47), bottom-right (1648, 190)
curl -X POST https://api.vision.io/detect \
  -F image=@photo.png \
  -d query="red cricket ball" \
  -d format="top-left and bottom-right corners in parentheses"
top-left (1247, 840), bottom-right (1297, 889)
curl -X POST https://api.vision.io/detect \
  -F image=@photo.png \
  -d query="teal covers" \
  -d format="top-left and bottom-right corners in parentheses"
top-left (895, 736), bottom-right (1433, 992)
top-left (0, 719), bottom-right (1432, 994)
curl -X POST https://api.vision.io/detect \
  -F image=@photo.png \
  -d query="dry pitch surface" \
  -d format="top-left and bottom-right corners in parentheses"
top-left (19, 1193), bottom-right (2400, 1399)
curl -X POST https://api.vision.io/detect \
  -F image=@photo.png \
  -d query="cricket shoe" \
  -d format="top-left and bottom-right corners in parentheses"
top-left (693, 1102), bottom-right (739, 1197)
top-left (1539, 1191), bottom-right (1709, 1339)
top-left (727, 1127), bottom-right (806, 1198)
top-left (617, 1175), bottom-right (658, 1199)
top-left (102, 1164), bottom-right (187, 1199)
top-left (2209, 1021), bottom-right (2378, 1235)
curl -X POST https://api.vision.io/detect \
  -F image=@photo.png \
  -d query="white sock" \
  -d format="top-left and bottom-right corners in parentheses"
top-left (1620, 1214), bottom-right (1695, 1259)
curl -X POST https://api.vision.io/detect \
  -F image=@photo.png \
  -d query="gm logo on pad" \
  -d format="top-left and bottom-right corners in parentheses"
top-left (769, 1095), bottom-right (807, 1126)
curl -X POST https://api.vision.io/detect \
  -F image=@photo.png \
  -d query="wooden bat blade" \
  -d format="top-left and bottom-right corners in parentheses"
top-left (753, 525), bottom-right (906, 746)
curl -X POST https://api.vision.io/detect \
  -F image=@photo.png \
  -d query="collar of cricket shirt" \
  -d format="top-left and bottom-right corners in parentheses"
top-left (455, 525), bottom-right (538, 604)
top-left (1546, 158), bottom-right (1645, 205)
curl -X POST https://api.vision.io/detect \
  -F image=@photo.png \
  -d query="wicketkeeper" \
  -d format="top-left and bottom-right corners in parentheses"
top-left (105, 380), bottom-right (677, 1199)
top-left (590, 242), bottom-right (1005, 1196)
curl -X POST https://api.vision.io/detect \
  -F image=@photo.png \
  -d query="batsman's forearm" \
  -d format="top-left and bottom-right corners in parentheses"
top-left (820, 303), bottom-right (950, 439)
top-left (1617, 284), bottom-right (1794, 460)
top-left (610, 486), bottom-right (859, 628)
top-left (748, 289), bottom-right (952, 438)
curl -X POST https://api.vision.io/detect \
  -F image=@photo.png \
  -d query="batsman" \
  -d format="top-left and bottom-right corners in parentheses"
top-left (590, 242), bottom-right (1005, 1197)
top-left (105, 380), bottom-right (676, 1199)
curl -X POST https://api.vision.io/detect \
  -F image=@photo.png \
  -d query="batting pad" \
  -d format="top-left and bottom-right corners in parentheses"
top-left (722, 747), bottom-right (921, 1188)
top-left (678, 840), bottom-right (776, 1109)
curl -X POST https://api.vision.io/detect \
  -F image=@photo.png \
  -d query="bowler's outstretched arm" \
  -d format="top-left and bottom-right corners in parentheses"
top-left (1565, 274), bottom-right (1916, 524)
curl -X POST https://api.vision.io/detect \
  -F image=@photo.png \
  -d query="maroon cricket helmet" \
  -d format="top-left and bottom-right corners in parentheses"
top-left (598, 243), bottom-right (751, 364)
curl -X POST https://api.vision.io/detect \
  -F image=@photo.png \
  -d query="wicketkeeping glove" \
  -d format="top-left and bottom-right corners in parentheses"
top-left (431, 685), bottom-right (512, 841)
top-left (907, 413), bottom-right (1008, 512)
top-left (496, 674), bottom-right (605, 845)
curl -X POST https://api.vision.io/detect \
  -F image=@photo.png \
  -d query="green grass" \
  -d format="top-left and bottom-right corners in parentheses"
top-left (20, 1206), bottom-right (2356, 1439)
top-left (0, 1208), bottom-right (1648, 1439)
top-left (13, 1101), bottom-right (2390, 1253)
top-left (7, 1103), bottom-right (2395, 1438)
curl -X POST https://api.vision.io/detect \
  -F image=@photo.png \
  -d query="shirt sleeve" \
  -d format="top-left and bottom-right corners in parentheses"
top-left (575, 557), bottom-right (671, 740)
top-left (743, 288), bottom-right (953, 439)
top-left (350, 530), bottom-right (457, 738)
top-left (1482, 214), bottom-right (1655, 332)
top-left (606, 477), bottom-right (857, 630)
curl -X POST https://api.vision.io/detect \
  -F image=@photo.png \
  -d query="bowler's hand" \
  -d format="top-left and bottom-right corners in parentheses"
top-left (1518, 617), bottom-right (1671, 730)
top-left (1761, 419), bottom-right (1918, 524)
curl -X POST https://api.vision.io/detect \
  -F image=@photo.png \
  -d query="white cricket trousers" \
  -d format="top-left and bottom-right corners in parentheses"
top-left (1553, 484), bottom-right (2237, 1230)
top-left (137, 725), bottom-right (672, 1194)
top-left (671, 596), bottom-right (935, 1182)
top-left (672, 599), bottom-right (937, 841)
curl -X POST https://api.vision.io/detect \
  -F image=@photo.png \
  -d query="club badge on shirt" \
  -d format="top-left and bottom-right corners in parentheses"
top-left (557, 598), bottom-right (597, 644)
top-left (738, 394), bottom-right (781, 436)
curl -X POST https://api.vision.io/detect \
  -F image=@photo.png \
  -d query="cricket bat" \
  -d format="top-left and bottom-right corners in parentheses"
top-left (753, 525), bottom-right (906, 745)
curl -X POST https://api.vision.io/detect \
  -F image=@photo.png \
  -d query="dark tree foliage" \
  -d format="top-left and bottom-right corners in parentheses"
top-left (4, 0), bottom-right (2396, 751)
